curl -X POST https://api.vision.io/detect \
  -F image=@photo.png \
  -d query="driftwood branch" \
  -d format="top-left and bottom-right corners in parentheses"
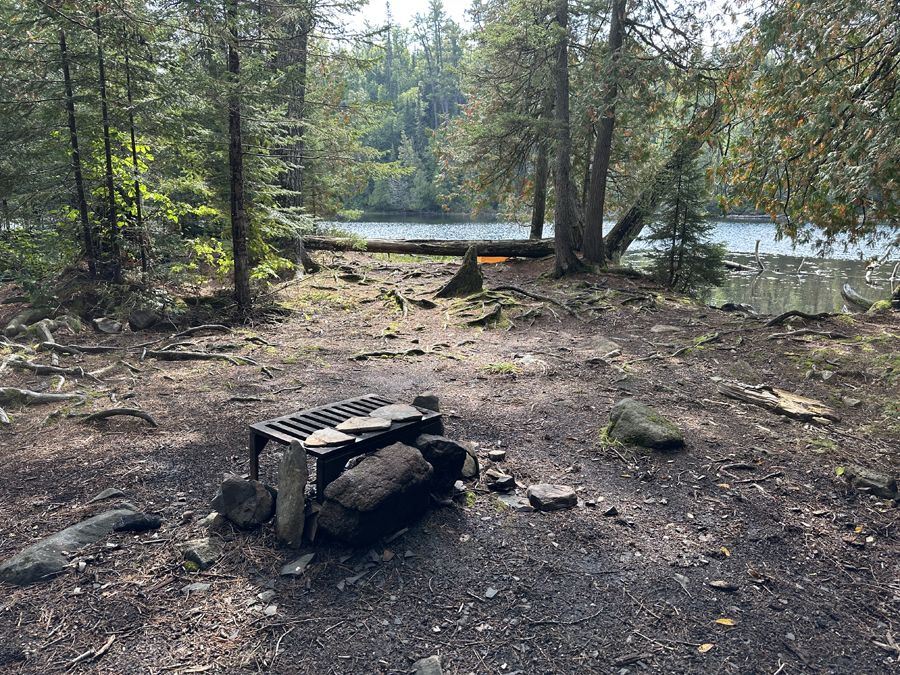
top-left (0, 387), bottom-right (86, 407)
top-left (81, 408), bottom-right (159, 427)
top-left (764, 310), bottom-right (837, 327)
top-left (716, 381), bottom-right (840, 423)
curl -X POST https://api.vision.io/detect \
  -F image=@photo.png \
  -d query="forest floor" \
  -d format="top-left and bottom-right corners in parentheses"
top-left (0, 252), bottom-right (899, 675)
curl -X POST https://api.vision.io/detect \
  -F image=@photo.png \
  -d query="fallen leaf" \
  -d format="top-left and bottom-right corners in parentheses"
top-left (721, 546), bottom-right (730, 557)
top-left (836, 466), bottom-right (845, 476)
top-left (854, 526), bottom-right (864, 533)
top-left (716, 483), bottom-right (730, 488)
top-left (708, 580), bottom-right (739, 592)
top-left (698, 643), bottom-right (714, 653)
top-left (715, 618), bottom-right (737, 626)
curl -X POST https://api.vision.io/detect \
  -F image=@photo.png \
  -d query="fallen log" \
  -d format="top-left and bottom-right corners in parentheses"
top-left (840, 284), bottom-right (873, 312)
top-left (303, 236), bottom-right (555, 258)
top-left (716, 381), bottom-right (840, 423)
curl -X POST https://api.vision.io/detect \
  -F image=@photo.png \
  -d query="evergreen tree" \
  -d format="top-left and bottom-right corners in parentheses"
top-left (644, 154), bottom-right (725, 293)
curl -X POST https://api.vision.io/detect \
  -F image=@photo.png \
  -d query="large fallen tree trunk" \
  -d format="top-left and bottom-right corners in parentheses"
top-left (604, 103), bottom-right (722, 259)
top-left (303, 237), bottom-right (555, 258)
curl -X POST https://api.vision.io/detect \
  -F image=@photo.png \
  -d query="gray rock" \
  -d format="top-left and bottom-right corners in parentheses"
top-left (304, 428), bottom-right (354, 447)
top-left (650, 324), bottom-right (682, 333)
top-left (87, 487), bottom-right (126, 504)
top-left (843, 464), bottom-right (899, 500)
top-left (335, 416), bottom-right (392, 433)
top-left (460, 441), bottom-right (480, 478)
top-left (113, 513), bottom-right (162, 532)
top-left (843, 397), bottom-right (862, 408)
top-left (92, 317), bottom-right (123, 334)
top-left (176, 537), bottom-right (223, 571)
top-left (496, 494), bottom-right (535, 512)
top-left (211, 474), bottom-right (275, 528)
top-left (128, 309), bottom-right (160, 332)
top-left (412, 392), bottom-right (440, 412)
top-left (198, 512), bottom-right (227, 529)
top-left (318, 443), bottom-right (433, 546)
top-left (0, 508), bottom-right (136, 585)
top-left (280, 553), bottom-right (316, 577)
top-left (606, 399), bottom-right (685, 451)
top-left (488, 449), bottom-right (506, 462)
top-left (526, 484), bottom-right (577, 511)
top-left (276, 441), bottom-right (309, 547)
top-left (414, 434), bottom-right (468, 493)
top-left (587, 337), bottom-right (622, 360)
top-left (485, 469), bottom-right (515, 492)
top-left (181, 582), bottom-right (211, 594)
top-left (369, 404), bottom-right (423, 422)
top-left (413, 654), bottom-right (445, 675)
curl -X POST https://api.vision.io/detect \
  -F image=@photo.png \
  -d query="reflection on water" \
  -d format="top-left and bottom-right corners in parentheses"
top-left (326, 218), bottom-right (897, 315)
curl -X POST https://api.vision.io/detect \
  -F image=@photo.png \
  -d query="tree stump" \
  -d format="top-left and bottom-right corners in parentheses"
top-left (434, 245), bottom-right (483, 298)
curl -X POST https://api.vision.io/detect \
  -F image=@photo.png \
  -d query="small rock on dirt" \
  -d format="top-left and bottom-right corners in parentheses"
top-left (177, 537), bottom-right (223, 571)
top-left (181, 582), bottom-right (211, 594)
top-left (606, 398), bottom-right (685, 451)
top-left (526, 484), bottom-right (577, 511)
top-left (488, 449), bottom-right (506, 462)
top-left (92, 317), bottom-right (123, 334)
top-left (843, 464), bottom-right (899, 500)
top-left (87, 487), bottom-right (126, 504)
top-left (709, 580), bottom-right (739, 592)
top-left (281, 553), bottom-right (316, 577)
top-left (211, 474), bottom-right (275, 528)
top-left (113, 513), bottom-right (162, 532)
top-left (412, 392), bottom-right (440, 412)
top-left (412, 654), bottom-right (445, 675)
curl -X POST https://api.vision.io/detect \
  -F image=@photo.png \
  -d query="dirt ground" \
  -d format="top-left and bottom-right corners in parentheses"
top-left (0, 252), bottom-right (899, 675)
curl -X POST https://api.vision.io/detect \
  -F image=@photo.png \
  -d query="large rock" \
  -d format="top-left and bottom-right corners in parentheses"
top-left (843, 464), bottom-right (899, 500)
top-left (414, 434), bottom-right (467, 494)
top-left (527, 484), bottom-right (577, 511)
top-left (460, 441), bottom-right (480, 478)
top-left (128, 308), bottom-right (160, 332)
top-left (0, 508), bottom-right (136, 585)
top-left (211, 474), bottom-right (275, 528)
top-left (318, 443), bottom-right (433, 546)
top-left (606, 399), bottom-right (684, 451)
top-left (176, 537), bottom-right (224, 571)
top-left (276, 441), bottom-right (309, 547)
top-left (412, 392), bottom-right (440, 412)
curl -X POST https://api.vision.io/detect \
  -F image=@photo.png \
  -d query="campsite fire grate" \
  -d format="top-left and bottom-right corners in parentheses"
top-left (249, 394), bottom-right (442, 500)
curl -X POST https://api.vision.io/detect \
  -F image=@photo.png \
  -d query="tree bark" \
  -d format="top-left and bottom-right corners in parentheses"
top-left (227, 0), bottom-right (251, 314)
top-left (604, 103), bottom-right (722, 258)
top-left (303, 237), bottom-right (555, 258)
top-left (551, 0), bottom-right (586, 278)
top-left (60, 31), bottom-right (97, 279)
top-left (530, 141), bottom-right (549, 239)
top-left (123, 30), bottom-right (148, 279)
top-left (582, 0), bottom-right (625, 264)
top-left (277, 12), bottom-right (311, 210)
top-left (95, 10), bottom-right (121, 282)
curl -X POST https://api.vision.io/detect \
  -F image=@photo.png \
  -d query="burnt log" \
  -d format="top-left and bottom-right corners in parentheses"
top-left (303, 236), bottom-right (555, 258)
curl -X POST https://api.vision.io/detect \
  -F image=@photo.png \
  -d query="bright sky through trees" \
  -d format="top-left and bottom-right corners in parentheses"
top-left (351, 0), bottom-right (471, 30)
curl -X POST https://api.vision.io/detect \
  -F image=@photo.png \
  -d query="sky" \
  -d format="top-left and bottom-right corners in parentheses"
top-left (349, 0), bottom-right (472, 31)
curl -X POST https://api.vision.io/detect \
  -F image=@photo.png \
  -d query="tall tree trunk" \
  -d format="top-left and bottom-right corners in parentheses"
top-left (60, 31), bottom-right (97, 279)
top-left (530, 141), bottom-right (549, 239)
top-left (551, 0), bottom-right (586, 278)
top-left (227, 0), bottom-right (251, 313)
top-left (123, 32), bottom-right (148, 280)
top-left (604, 103), bottom-right (722, 258)
top-left (277, 13), bottom-right (311, 211)
top-left (95, 10), bottom-right (121, 282)
top-left (582, 0), bottom-right (625, 265)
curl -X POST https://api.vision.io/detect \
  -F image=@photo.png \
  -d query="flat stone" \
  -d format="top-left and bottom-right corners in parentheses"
top-left (488, 449), bottom-right (506, 462)
top-left (526, 484), bottom-right (577, 511)
top-left (843, 464), bottom-right (898, 500)
top-left (87, 488), bottom-right (126, 504)
top-left (304, 428), bottom-right (355, 447)
top-left (92, 317), bottom-right (122, 334)
top-left (113, 513), bottom-right (162, 532)
top-left (280, 553), bottom-right (316, 577)
top-left (650, 325), bottom-right (683, 333)
top-left (0, 508), bottom-right (136, 585)
top-left (485, 469), bottom-right (515, 492)
top-left (412, 655), bottom-right (445, 675)
top-left (496, 494), bottom-right (534, 512)
top-left (843, 397), bottom-right (862, 408)
top-left (275, 441), bottom-right (309, 547)
top-left (335, 416), bottom-right (392, 433)
top-left (461, 441), bottom-right (479, 478)
top-left (181, 582), bottom-right (211, 594)
top-left (369, 404), bottom-right (423, 422)
top-left (176, 537), bottom-right (223, 571)
top-left (412, 392), bottom-right (440, 412)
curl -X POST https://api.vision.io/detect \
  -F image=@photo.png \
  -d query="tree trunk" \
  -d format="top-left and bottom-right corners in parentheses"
top-left (227, 0), bottom-right (251, 314)
top-left (123, 31), bottom-right (149, 280)
top-left (582, 0), bottom-right (625, 265)
top-left (95, 10), bottom-right (121, 282)
top-left (604, 103), bottom-right (722, 258)
top-left (530, 141), bottom-right (549, 239)
top-left (551, 0), bottom-right (586, 278)
top-left (277, 12), bottom-right (311, 210)
top-left (302, 237), bottom-right (555, 257)
top-left (60, 31), bottom-right (97, 279)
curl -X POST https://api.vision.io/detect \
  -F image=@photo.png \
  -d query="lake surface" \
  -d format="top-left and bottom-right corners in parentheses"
top-left (324, 216), bottom-right (896, 315)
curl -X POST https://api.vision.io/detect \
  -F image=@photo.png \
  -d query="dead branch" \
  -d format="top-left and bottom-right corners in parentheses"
top-left (63, 345), bottom-right (123, 354)
top-left (89, 360), bottom-right (145, 378)
top-left (6, 356), bottom-right (94, 381)
top-left (81, 408), bottom-right (159, 427)
top-left (173, 324), bottom-right (230, 338)
top-left (38, 342), bottom-right (83, 356)
top-left (766, 329), bottom-right (850, 340)
top-left (0, 387), bottom-right (86, 407)
top-left (717, 381), bottom-right (840, 423)
top-left (145, 350), bottom-right (258, 366)
top-left (764, 310), bottom-right (837, 327)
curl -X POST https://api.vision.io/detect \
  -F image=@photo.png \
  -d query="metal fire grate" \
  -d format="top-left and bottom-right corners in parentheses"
top-left (249, 394), bottom-right (442, 500)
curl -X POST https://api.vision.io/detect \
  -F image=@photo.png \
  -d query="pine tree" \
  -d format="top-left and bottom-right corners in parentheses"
top-left (644, 154), bottom-right (725, 294)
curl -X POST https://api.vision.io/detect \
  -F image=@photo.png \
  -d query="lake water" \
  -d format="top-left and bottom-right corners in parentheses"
top-left (324, 216), bottom-right (897, 315)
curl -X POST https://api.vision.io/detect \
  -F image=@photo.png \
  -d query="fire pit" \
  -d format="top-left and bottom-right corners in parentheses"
top-left (249, 394), bottom-right (442, 500)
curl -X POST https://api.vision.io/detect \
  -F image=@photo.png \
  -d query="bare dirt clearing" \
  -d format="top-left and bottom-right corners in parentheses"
top-left (0, 253), bottom-right (899, 674)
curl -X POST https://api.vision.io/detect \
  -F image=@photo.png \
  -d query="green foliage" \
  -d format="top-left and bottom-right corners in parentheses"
top-left (644, 154), bottom-right (726, 294)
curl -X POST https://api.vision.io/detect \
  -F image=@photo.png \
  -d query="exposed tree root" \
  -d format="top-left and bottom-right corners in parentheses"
top-left (80, 408), bottom-right (159, 427)
top-left (0, 387), bottom-right (86, 407)
top-left (145, 350), bottom-right (258, 366)
top-left (764, 310), bottom-right (837, 327)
